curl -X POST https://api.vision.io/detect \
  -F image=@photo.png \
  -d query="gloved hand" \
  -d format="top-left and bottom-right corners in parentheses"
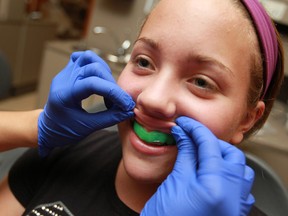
top-left (141, 116), bottom-right (255, 216)
top-left (38, 51), bottom-right (135, 157)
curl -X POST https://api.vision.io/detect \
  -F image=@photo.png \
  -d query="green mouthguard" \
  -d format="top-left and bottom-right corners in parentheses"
top-left (133, 121), bottom-right (175, 145)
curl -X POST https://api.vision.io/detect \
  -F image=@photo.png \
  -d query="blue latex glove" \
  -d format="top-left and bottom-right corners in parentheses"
top-left (38, 51), bottom-right (135, 157)
top-left (141, 116), bottom-right (255, 216)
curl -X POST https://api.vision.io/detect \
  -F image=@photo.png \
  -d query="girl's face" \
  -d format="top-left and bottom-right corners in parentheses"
top-left (117, 0), bottom-right (262, 184)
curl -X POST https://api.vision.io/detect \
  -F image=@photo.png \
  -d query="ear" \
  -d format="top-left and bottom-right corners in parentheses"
top-left (230, 101), bottom-right (265, 144)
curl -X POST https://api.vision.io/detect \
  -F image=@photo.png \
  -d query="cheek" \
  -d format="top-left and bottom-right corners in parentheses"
top-left (117, 68), bottom-right (145, 100)
top-left (117, 67), bottom-right (129, 90)
top-left (177, 97), bottom-right (243, 141)
top-left (201, 108), bottom-right (244, 142)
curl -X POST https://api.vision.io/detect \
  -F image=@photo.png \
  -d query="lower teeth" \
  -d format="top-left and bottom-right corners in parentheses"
top-left (133, 121), bottom-right (175, 146)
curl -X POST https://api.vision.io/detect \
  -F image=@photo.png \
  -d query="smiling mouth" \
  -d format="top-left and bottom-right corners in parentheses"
top-left (133, 121), bottom-right (176, 146)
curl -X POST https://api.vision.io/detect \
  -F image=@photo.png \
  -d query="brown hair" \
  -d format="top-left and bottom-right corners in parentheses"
top-left (246, 31), bottom-right (284, 138)
top-left (235, 1), bottom-right (285, 138)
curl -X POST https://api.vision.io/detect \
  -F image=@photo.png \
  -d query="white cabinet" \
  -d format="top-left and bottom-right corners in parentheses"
top-left (0, 20), bottom-right (56, 93)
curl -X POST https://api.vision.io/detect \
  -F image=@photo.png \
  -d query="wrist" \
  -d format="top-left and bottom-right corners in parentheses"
top-left (30, 109), bottom-right (43, 147)
top-left (0, 109), bottom-right (43, 151)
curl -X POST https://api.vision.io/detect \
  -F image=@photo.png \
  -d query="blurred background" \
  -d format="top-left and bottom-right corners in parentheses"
top-left (0, 0), bottom-right (153, 98)
top-left (0, 0), bottom-right (158, 177)
top-left (0, 0), bottom-right (288, 214)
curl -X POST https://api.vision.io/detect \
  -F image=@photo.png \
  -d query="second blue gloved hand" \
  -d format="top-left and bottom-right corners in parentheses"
top-left (38, 51), bottom-right (135, 157)
top-left (141, 116), bottom-right (255, 216)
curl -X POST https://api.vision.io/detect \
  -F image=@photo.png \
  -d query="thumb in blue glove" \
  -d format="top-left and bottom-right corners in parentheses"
top-left (141, 116), bottom-right (254, 216)
top-left (38, 51), bottom-right (135, 157)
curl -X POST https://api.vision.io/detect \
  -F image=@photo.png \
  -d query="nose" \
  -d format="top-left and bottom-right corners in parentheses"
top-left (136, 74), bottom-right (177, 119)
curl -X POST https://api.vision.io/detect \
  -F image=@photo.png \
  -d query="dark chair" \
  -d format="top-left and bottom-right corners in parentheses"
top-left (246, 153), bottom-right (288, 216)
top-left (0, 52), bottom-right (11, 99)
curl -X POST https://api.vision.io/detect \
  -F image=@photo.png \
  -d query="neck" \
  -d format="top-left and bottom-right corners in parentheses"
top-left (115, 160), bottom-right (160, 213)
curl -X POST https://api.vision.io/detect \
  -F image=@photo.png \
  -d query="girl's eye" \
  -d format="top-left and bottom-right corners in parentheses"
top-left (134, 56), bottom-right (155, 70)
top-left (188, 76), bottom-right (218, 93)
top-left (130, 54), bottom-right (155, 76)
top-left (138, 58), bottom-right (150, 68)
top-left (194, 78), bottom-right (209, 88)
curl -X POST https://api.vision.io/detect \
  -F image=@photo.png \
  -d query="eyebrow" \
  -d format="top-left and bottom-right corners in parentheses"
top-left (134, 37), bottom-right (159, 50)
top-left (191, 54), bottom-right (234, 77)
top-left (135, 37), bottom-right (234, 76)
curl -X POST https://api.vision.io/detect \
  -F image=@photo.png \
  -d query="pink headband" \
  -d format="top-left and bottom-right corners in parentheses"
top-left (241, 0), bottom-right (278, 98)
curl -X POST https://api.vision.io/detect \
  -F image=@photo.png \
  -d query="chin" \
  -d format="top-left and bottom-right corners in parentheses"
top-left (118, 121), bottom-right (177, 184)
top-left (122, 153), bottom-right (173, 184)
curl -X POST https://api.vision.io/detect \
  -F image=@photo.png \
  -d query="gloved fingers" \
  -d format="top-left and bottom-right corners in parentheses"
top-left (74, 77), bottom-right (135, 111)
top-left (219, 140), bottom-right (246, 165)
top-left (50, 58), bottom-right (115, 105)
top-left (241, 194), bottom-right (255, 215)
top-left (58, 57), bottom-right (76, 76)
top-left (175, 116), bottom-right (222, 162)
top-left (87, 108), bottom-right (135, 129)
top-left (71, 51), bottom-right (85, 62)
top-left (38, 113), bottom-right (55, 158)
top-left (246, 194), bottom-right (255, 205)
top-left (171, 125), bottom-right (198, 178)
top-left (79, 62), bottom-right (116, 84)
top-left (241, 165), bottom-right (255, 200)
top-left (74, 50), bottom-right (111, 73)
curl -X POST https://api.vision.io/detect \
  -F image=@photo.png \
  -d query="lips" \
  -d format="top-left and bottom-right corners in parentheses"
top-left (133, 121), bottom-right (176, 146)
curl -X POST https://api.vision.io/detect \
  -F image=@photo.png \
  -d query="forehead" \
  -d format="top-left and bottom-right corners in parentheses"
top-left (143, 0), bottom-right (245, 37)
top-left (137, 0), bottom-right (254, 86)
